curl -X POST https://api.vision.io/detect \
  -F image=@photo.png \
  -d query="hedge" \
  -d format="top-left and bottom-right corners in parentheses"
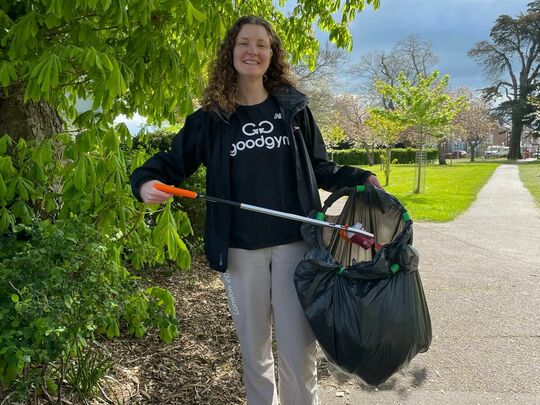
top-left (328, 148), bottom-right (438, 166)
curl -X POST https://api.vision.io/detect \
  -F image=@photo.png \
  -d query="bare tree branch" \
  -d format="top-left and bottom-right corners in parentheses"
top-left (349, 35), bottom-right (439, 107)
top-left (292, 43), bottom-right (350, 87)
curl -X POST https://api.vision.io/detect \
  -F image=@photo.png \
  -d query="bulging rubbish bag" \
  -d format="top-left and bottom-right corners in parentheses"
top-left (294, 185), bottom-right (431, 386)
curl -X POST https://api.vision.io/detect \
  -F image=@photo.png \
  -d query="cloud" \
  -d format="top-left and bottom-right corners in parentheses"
top-left (320, 0), bottom-right (531, 90)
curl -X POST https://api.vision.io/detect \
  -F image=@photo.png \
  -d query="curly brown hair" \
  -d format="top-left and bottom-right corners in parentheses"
top-left (201, 16), bottom-right (296, 114)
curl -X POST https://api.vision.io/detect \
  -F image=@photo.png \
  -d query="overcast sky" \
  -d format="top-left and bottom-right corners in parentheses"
top-left (323, 0), bottom-right (532, 91)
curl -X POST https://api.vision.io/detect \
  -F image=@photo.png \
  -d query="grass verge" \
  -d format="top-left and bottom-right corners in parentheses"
top-left (362, 161), bottom-right (500, 222)
top-left (518, 160), bottom-right (540, 208)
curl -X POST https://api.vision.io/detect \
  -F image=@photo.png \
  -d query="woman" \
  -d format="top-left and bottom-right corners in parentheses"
top-left (131, 16), bottom-right (381, 405)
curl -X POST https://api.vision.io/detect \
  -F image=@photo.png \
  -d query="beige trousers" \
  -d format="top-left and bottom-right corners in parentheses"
top-left (222, 240), bottom-right (318, 405)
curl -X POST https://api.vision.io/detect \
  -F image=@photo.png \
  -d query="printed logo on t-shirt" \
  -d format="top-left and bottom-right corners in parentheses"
top-left (230, 115), bottom-right (289, 157)
top-left (242, 120), bottom-right (274, 136)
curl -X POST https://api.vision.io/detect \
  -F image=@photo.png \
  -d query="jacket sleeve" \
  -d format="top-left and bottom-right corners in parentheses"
top-left (300, 107), bottom-right (374, 192)
top-left (130, 111), bottom-right (208, 201)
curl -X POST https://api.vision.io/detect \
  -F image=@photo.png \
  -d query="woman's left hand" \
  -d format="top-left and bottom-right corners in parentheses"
top-left (364, 174), bottom-right (384, 190)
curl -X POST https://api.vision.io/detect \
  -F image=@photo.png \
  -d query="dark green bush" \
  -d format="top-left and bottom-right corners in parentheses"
top-left (329, 147), bottom-right (438, 165)
top-left (0, 128), bottom-right (187, 401)
top-left (0, 220), bottom-right (177, 400)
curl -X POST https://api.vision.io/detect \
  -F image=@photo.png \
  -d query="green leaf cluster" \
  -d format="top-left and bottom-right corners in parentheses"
top-left (0, 220), bottom-right (177, 398)
top-left (1, 0), bottom-right (380, 126)
top-left (320, 115), bottom-right (346, 149)
top-left (364, 108), bottom-right (408, 185)
top-left (374, 71), bottom-right (468, 142)
top-left (286, 0), bottom-right (380, 64)
top-left (365, 108), bottom-right (407, 146)
top-left (0, 134), bottom-right (55, 229)
top-left (0, 126), bottom-right (197, 271)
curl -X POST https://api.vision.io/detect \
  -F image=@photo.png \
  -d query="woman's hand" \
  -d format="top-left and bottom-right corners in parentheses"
top-left (364, 174), bottom-right (384, 190)
top-left (140, 180), bottom-right (173, 204)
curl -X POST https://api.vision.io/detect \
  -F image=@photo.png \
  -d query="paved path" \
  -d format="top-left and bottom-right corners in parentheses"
top-left (318, 164), bottom-right (540, 405)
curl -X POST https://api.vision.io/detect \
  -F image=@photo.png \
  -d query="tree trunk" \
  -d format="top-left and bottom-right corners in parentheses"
top-left (470, 145), bottom-right (476, 162)
top-left (365, 145), bottom-right (374, 166)
top-left (0, 85), bottom-right (62, 142)
top-left (437, 140), bottom-right (447, 165)
top-left (414, 142), bottom-right (424, 194)
top-left (508, 103), bottom-right (526, 160)
top-left (385, 147), bottom-right (391, 186)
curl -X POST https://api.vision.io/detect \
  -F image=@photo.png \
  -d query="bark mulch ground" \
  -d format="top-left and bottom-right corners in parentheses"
top-left (96, 256), bottom-right (246, 405)
top-left (94, 256), bottom-right (347, 405)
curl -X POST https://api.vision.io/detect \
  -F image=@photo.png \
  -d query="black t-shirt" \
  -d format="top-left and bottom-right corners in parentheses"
top-left (228, 96), bottom-right (303, 249)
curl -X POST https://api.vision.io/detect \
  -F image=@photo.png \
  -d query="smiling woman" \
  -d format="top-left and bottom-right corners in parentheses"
top-left (200, 15), bottom-right (296, 114)
top-left (130, 15), bottom-right (381, 405)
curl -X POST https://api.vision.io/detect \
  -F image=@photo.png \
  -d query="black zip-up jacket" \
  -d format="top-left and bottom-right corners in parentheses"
top-left (131, 86), bottom-right (373, 272)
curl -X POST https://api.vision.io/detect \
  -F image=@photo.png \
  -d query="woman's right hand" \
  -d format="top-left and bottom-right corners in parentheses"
top-left (140, 180), bottom-right (173, 204)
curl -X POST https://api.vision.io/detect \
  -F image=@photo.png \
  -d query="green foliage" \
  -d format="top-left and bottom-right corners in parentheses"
top-left (373, 70), bottom-right (468, 193)
top-left (0, 130), bottom-right (194, 271)
top-left (1, 0), bottom-right (380, 125)
top-left (65, 344), bottom-right (113, 399)
top-left (331, 147), bottom-right (438, 166)
top-left (132, 129), bottom-right (207, 254)
top-left (0, 130), bottom-right (192, 398)
top-left (321, 120), bottom-right (346, 149)
top-left (365, 108), bottom-right (407, 146)
top-left (0, 220), bottom-right (178, 398)
top-left (374, 71), bottom-right (468, 144)
top-left (364, 110), bottom-right (406, 185)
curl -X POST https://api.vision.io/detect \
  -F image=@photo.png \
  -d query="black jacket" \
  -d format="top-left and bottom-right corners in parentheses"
top-left (131, 86), bottom-right (373, 271)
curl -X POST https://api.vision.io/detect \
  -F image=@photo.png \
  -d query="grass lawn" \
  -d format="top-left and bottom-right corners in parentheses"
top-left (359, 160), bottom-right (500, 222)
top-left (517, 160), bottom-right (540, 209)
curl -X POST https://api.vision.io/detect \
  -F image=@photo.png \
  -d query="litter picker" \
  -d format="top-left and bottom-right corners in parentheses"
top-left (153, 183), bottom-right (375, 245)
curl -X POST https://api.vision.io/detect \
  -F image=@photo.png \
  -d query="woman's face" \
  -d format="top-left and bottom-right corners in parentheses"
top-left (233, 24), bottom-right (273, 82)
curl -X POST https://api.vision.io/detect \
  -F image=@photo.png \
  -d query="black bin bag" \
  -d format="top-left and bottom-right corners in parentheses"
top-left (294, 185), bottom-right (432, 386)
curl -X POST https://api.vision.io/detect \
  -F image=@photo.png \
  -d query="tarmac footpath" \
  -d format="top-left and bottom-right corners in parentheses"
top-left (318, 164), bottom-right (540, 405)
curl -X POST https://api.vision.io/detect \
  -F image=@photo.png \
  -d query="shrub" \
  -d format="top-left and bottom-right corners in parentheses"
top-left (329, 147), bottom-right (438, 165)
top-left (0, 220), bottom-right (177, 400)
top-left (0, 126), bottom-right (195, 400)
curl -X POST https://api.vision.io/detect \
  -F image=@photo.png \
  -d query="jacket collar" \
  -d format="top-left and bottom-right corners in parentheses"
top-left (270, 85), bottom-right (309, 117)
top-left (211, 85), bottom-right (308, 123)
